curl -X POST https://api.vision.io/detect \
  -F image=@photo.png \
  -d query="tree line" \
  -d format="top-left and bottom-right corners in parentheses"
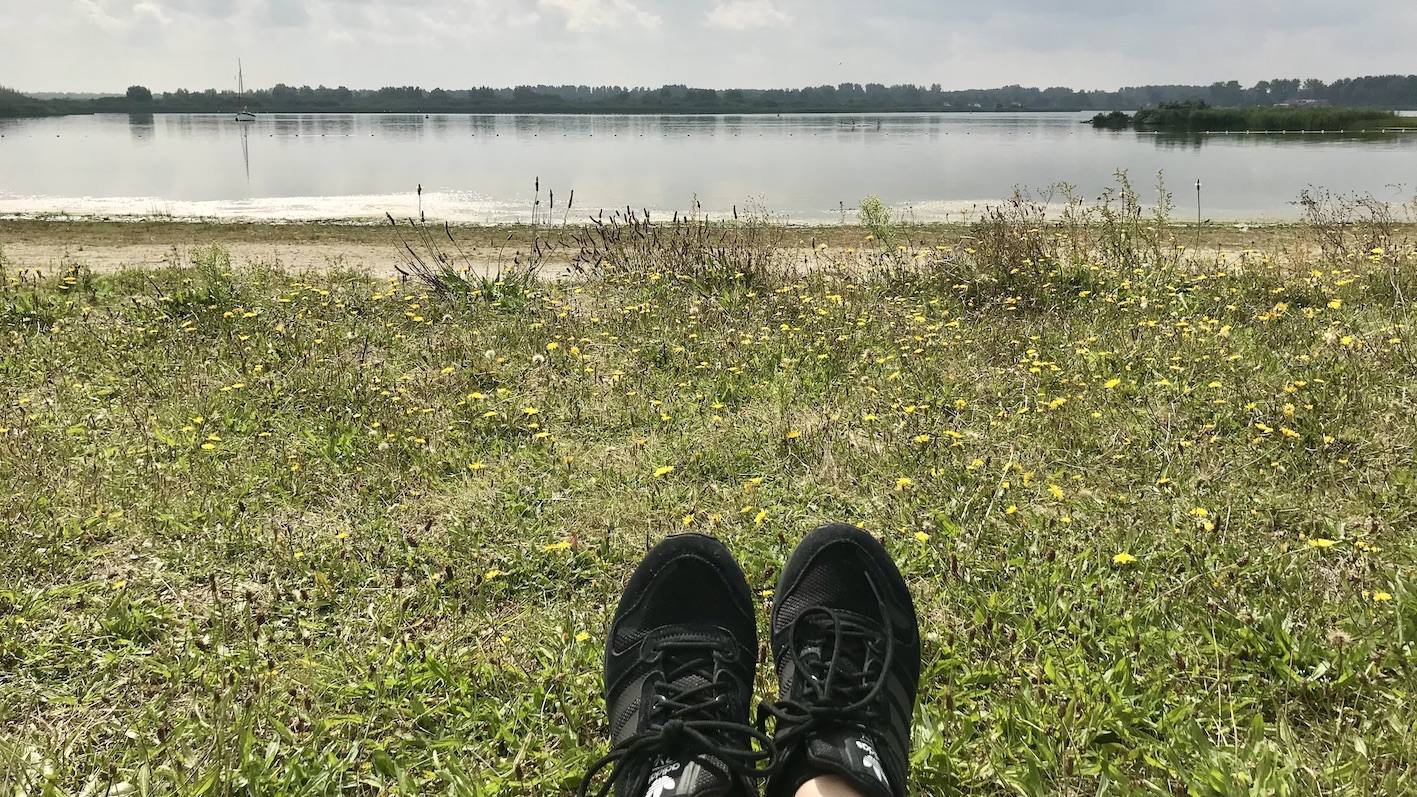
top-left (3, 75), bottom-right (1416, 118)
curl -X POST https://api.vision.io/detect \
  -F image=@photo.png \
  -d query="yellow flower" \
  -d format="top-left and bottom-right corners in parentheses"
top-left (1307, 538), bottom-right (1336, 549)
top-left (1374, 591), bottom-right (1393, 602)
top-left (1190, 507), bottom-right (1209, 518)
top-left (683, 513), bottom-right (695, 525)
top-left (754, 509), bottom-right (768, 525)
top-left (1112, 552), bottom-right (1137, 564)
top-left (913, 434), bottom-right (932, 443)
top-left (1327, 299), bottom-right (1342, 309)
top-left (468, 462), bottom-right (487, 471)
top-left (484, 568), bottom-right (503, 580)
top-left (543, 540), bottom-right (572, 551)
top-left (1049, 484), bottom-right (1065, 501)
top-left (785, 429), bottom-right (801, 439)
top-left (895, 477), bottom-right (913, 491)
top-left (546, 342), bottom-right (560, 351)
top-left (1104, 378), bottom-right (1121, 389)
top-left (653, 465), bottom-right (675, 478)
top-left (521, 406), bottom-right (540, 416)
top-left (1005, 505), bottom-right (1018, 515)
top-left (914, 531), bottom-right (930, 542)
top-left (574, 631), bottom-right (590, 642)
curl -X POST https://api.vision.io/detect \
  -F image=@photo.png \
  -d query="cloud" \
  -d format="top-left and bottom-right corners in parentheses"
top-left (538, 0), bottom-right (661, 32)
top-left (9, 0), bottom-right (1417, 93)
top-left (705, 0), bottom-right (791, 30)
top-left (705, 0), bottom-right (793, 30)
top-left (263, 0), bottom-right (310, 27)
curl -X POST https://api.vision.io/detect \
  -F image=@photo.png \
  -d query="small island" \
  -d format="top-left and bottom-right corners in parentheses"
top-left (1091, 100), bottom-right (1415, 132)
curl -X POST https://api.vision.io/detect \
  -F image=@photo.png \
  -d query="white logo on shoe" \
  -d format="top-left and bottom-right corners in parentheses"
top-left (644, 775), bottom-right (676, 797)
top-left (854, 739), bottom-right (889, 786)
top-left (644, 759), bottom-right (681, 797)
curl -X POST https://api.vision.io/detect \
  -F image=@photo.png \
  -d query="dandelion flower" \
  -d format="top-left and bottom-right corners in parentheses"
top-left (1049, 484), bottom-right (1065, 501)
top-left (574, 631), bottom-right (590, 642)
top-left (653, 466), bottom-right (675, 478)
top-left (785, 429), bottom-right (801, 440)
top-left (1104, 378), bottom-right (1121, 389)
top-left (895, 477), bottom-right (913, 491)
top-left (914, 531), bottom-right (930, 542)
top-left (484, 568), bottom-right (503, 580)
top-left (1374, 591), bottom-right (1393, 602)
top-left (754, 509), bottom-right (768, 525)
top-left (544, 540), bottom-right (572, 551)
top-left (1307, 538), bottom-right (1336, 549)
top-left (1112, 552), bottom-right (1137, 565)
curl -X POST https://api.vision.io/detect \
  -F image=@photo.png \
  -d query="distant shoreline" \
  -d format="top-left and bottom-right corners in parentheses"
top-left (6, 74), bottom-right (1416, 119)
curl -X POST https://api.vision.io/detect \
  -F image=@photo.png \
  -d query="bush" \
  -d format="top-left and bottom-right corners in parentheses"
top-left (857, 196), bottom-right (896, 244)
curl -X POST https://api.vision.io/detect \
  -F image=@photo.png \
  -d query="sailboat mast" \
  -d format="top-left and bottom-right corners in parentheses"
top-left (238, 60), bottom-right (245, 101)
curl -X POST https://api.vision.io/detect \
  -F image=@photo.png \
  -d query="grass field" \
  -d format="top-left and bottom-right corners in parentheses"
top-left (2, 200), bottom-right (1416, 795)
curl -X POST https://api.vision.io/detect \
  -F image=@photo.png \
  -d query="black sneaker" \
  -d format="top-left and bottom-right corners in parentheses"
top-left (760, 523), bottom-right (921, 797)
top-left (580, 533), bottom-right (774, 797)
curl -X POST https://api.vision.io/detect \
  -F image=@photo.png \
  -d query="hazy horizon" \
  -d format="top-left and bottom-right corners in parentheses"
top-left (5, 0), bottom-right (1416, 94)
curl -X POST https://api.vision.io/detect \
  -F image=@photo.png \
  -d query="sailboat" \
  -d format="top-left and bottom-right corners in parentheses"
top-left (235, 60), bottom-right (256, 122)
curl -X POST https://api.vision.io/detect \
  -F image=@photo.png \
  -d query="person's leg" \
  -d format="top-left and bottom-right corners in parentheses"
top-left (796, 775), bottom-right (872, 797)
top-left (578, 533), bottom-right (773, 797)
top-left (762, 523), bottom-right (921, 797)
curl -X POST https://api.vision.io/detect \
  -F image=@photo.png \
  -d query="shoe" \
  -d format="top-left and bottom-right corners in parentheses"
top-left (580, 533), bottom-right (773, 797)
top-left (760, 523), bottom-right (921, 797)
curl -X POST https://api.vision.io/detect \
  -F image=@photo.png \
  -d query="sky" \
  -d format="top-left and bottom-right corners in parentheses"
top-left (4, 0), bottom-right (1416, 94)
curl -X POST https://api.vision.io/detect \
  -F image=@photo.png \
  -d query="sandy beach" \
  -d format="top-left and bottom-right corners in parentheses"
top-left (0, 216), bottom-right (1371, 277)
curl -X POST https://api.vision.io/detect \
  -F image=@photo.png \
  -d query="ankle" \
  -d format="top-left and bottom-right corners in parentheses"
top-left (795, 776), bottom-right (870, 797)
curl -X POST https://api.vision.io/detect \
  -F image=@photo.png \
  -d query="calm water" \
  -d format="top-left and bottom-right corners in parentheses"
top-left (2, 112), bottom-right (1415, 222)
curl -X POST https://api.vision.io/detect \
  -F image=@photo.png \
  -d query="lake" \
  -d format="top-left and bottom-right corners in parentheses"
top-left (2, 112), bottom-right (1415, 223)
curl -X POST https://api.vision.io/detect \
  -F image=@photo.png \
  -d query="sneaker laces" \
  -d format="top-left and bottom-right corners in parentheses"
top-left (579, 638), bottom-right (775, 797)
top-left (757, 607), bottom-right (895, 749)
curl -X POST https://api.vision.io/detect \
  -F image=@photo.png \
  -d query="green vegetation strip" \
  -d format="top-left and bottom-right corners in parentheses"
top-left (1092, 103), bottom-right (1417, 132)
top-left (1, 224), bottom-right (1416, 794)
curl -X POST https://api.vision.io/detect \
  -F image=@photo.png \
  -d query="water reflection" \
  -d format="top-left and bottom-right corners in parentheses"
top-left (239, 123), bottom-right (250, 182)
top-left (128, 112), bottom-right (155, 142)
top-left (1152, 130), bottom-right (1417, 151)
top-left (1, 112), bottom-right (1414, 222)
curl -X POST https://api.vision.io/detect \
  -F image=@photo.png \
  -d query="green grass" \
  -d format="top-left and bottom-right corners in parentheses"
top-left (2, 222), bottom-right (1416, 796)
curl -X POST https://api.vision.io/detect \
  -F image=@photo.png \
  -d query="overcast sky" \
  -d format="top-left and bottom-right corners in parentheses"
top-left (6, 0), bottom-right (1416, 94)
